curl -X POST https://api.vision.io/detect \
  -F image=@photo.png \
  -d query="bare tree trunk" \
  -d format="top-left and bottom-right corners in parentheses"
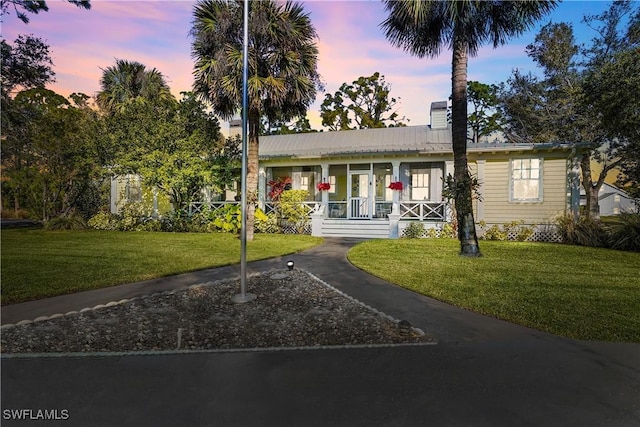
top-left (452, 37), bottom-right (481, 257)
top-left (580, 152), bottom-right (621, 221)
top-left (246, 109), bottom-right (260, 241)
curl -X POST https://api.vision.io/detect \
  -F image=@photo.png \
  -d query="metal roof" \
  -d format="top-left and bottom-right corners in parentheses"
top-left (259, 125), bottom-right (453, 159)
top-left (258, 125), bottom-right (581, 160)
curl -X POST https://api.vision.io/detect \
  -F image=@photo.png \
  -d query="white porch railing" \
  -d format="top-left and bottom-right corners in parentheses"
top-left (399, 201), bottom-right (450, 221)
top-left (188, 201), bottom-right (239, 216)
top-left (188, 201), bottom-right (321, 217)
top-left (350, 197), bottom-right (370, 219)
top-left (189, 200), bottom-right (449, 222)
top-left (263, 201), bottom-right (321, 216)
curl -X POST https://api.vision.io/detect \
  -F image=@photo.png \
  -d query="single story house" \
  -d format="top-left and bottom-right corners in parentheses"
top-left (580, 182), bottom-right (638, 216)
top-left (256, 103), bottom-right (583, 239)
top-left (111, 103), bottom-right (584, 240)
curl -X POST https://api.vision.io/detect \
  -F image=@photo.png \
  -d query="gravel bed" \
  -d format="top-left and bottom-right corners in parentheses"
top-left (1, 269), bottom-right (429, 354)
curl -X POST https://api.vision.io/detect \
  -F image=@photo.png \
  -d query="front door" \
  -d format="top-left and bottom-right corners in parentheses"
top-left (348, 172), bottom-right (372, 219)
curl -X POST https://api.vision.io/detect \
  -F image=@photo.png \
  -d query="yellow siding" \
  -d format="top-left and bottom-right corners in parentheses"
top-left (479, 158), bottom-right (567, 224)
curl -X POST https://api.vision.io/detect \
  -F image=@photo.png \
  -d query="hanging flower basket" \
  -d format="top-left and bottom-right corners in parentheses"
top-left (317, 182), bottom-right (331, 191)
top-left (388, 181), bottom-right (403, 191)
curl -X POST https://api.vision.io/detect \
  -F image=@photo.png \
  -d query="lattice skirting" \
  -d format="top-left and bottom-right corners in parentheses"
top-left (400, 221), bottom-right (563, 243)
top-left (278, 221), bottom-right (311, 235)
top-left (482, 223), bottom-right (562, 243)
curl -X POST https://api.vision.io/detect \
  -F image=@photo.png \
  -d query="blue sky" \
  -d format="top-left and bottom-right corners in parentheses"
top-left (1, 0), bottom-right (617, 130)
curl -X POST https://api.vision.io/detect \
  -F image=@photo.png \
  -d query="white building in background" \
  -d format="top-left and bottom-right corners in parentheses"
top-left (580, 182), bottom-right (638, 216)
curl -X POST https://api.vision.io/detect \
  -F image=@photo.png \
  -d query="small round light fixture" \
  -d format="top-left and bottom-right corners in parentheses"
top-left (286, 260), bottom-right (294, 271)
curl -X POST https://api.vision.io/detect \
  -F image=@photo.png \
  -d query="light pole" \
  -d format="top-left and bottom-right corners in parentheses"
top-left (231, 0), bottom-right (256, 304)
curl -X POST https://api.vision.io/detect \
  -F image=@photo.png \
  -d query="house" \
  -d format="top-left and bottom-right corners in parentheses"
top-left (580, 182), bottom-right (638, 216)
top-left (111, 102), bottom-right (584, 240)
top-left (257, 103), bottom-right (583, 239)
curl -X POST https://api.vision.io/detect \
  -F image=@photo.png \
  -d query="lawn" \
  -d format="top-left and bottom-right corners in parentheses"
top-left (1, 229), bottom-right (322, 305)
top-left (348, 239), bottom-right (640, 342)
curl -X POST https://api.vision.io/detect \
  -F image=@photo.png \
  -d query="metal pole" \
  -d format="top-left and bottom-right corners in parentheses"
top-left (232, 0), bottom-right (256, 304)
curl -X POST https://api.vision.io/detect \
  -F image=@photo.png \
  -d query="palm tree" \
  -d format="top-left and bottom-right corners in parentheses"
top-left (382, 0), bottom-right (557, 256)
top-left (191, 0), bottom-right (321, 240)
top-left (96, 59), bottom-right (173, 113)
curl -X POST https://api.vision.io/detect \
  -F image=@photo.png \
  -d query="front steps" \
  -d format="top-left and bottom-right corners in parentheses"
top-left (321, 219), bottom-right (390, 239)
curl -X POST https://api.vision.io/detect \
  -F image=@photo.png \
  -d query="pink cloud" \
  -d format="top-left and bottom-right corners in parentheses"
top-left (2, 0), bottom-right (545, 130)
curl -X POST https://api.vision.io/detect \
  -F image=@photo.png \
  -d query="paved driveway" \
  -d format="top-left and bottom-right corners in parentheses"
top-left (2, 238), bottom-right (639, 426)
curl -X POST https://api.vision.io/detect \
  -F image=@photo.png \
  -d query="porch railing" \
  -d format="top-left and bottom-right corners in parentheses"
top-left (350, 197), bottom-right (369, 219)
top-left (399, 201), bottom-right (450, 221)
top-left (189, 200), bottom-right (449, 221)
top-left (263, 201), bottom-right (321, 216)
top-left (188, 201), bottom-right (238, 216)
top-left (188, 201), bottom-right (321, 217)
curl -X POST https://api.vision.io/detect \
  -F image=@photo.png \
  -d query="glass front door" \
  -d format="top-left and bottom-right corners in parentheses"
top-left (348, 172), bottom-right (371, 219)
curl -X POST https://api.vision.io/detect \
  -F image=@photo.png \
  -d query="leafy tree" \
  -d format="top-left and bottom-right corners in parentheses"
top-left (381, 0), bottom-right (557, 256)
top-left (498, 22), bottom-right (592, 144)
top-left (320, 72), bottom-right (406, 130)
top-left (498, 2), bottom-right (639, 217)
top-left (1, 0), bottom-right (90, 23)
top-left (583, 40), bottom-right (640, 199)
top-left (1, 89), bottom-right (101, 220)
top-left (191, 0), bottom-right (321, 240)
top-left (0, 35), bottom-right (55, 99)
top-left (138, 93), bottom-right (223, 210)
top-left (212, 134), bottom-right (242, 192)
top-left (96, 59), bottom-right (173, 114)
top-left (102, 91), bottom-right (222, 211)
top-left (582, 3), bottom-right (640, 200)
top-left (262, 116), bottom-right (317, 135)
top-left (97, 59), bottom-right (225, 210)
top-left (467, 81), bottom-right (503, 143)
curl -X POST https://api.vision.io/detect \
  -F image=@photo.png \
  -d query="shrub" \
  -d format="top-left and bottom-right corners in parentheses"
top-left (117, 201), bottom-right (150, 231)
top-left (45, 214), bottom-right (87, 230)
top-left (212, 204), bottom-right (241, 233)
top-left (402, 222), bottom-right (425, 238)
top-left (255, 208), bottom-right (279, 234)
top-left (555, 214), bottom-right (608, 248)
top-left (88, 211), bottom-right (118, 230)
top-left (606, 214), bottom-right (640, 252)
top-left (277, 190), bottom-right (310, 234)
top-left (440, 222), bottom-right (457, 238)
top-left (1, 209), bottom-right (32, 220)
top-left (478, 220), bottom-right (535, 241)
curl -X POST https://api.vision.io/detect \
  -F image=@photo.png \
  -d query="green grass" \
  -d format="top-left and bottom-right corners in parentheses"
top-left (348, 239), bottom-right (640, 342)
top-left (1, 229), bottom-right (322, 305)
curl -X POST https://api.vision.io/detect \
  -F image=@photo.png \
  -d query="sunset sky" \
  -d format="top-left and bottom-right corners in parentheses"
top-left (2, 0), bottom-right (613, 132)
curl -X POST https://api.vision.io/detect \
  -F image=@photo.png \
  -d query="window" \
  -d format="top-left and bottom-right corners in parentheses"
top-left (300, 176), bottom-right (309, 192)
top-left (411, 169), bottom-right (430, 200)
top-left (328, 176), bottom-right (336, 194)
top-left (511, 159), bottom-right (542, 202)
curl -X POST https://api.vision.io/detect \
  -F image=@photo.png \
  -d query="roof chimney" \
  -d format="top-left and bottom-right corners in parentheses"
top-left (430, 101), bottom-right (448, 129)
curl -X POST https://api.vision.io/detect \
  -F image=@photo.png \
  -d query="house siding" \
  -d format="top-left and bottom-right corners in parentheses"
top-left (480, 158), bottom-right (567, 224)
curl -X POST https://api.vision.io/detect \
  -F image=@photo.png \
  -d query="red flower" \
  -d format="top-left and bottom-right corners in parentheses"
top-left (317, 182), bottom-right (331, 191)
top-left (388, 182), bottom-right (403, 191)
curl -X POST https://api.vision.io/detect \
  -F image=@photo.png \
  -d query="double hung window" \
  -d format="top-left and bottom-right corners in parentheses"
top-left (510, 159), bottom-right (542, 202)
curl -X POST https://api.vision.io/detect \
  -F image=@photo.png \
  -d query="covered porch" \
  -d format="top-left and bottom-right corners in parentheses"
top-left (259, 160), bottom-right (452, 238)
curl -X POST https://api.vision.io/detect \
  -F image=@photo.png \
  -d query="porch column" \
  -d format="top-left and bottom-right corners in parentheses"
top-left (444, 160), bottom-right (454, 221)
top-left (475, 160), bottom-right (485, 221)
top-left (110, 175), bottom-right (118, 214)
top-left (258, 166), bottom-right (266, 211)
top-left (568, 151), bottom-right (582, 220)
top-left (391, 160), bottom-right (401, 214)
top-left (321, 163), bottom-right (329, 217)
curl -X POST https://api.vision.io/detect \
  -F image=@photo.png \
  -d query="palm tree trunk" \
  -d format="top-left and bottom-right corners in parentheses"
top-left (452, 36), bottom-right (481, 257)
top-left (246, 109), bottom-right (260, 241)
